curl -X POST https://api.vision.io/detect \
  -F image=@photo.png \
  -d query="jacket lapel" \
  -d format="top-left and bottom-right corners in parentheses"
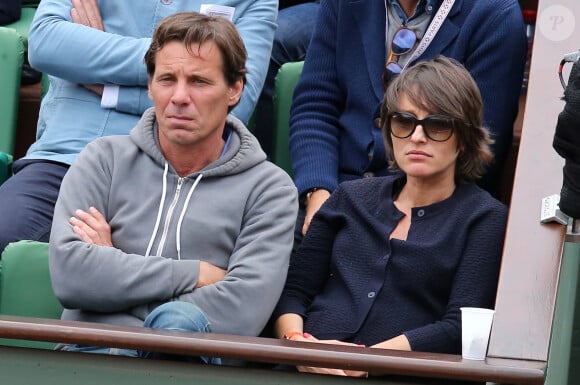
top-left (350, 0), bottom-right (388, 102)
top-left (350, 0), bottom-right (467, 97)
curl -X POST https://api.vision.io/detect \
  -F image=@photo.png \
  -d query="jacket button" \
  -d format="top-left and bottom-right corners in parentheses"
top-left (367, 291), bottom-right (375, 298)
top-left (417, 209), bottom-right (425, 217)
top-left (363, 172), bottom-right (375, 178)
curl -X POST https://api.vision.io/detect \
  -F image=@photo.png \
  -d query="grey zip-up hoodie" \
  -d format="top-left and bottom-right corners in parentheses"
top-left (49, 108), bottom-right (298, 337)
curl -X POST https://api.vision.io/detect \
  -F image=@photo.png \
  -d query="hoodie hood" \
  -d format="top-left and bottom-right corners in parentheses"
top-left (129, 107), bottom-right (267, 178)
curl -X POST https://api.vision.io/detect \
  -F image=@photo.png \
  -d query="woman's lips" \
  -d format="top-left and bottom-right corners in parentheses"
top-left (406, 150), bottom-right (431, 159)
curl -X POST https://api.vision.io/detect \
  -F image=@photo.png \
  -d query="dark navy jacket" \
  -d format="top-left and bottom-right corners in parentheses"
top-left (289, 0), bottom-right (527, 195)
top-left (0, 0), bottom-right (21, 25)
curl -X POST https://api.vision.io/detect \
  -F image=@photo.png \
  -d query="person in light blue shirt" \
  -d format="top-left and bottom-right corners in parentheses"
top-left (0, 0), bottom-right (277, 253)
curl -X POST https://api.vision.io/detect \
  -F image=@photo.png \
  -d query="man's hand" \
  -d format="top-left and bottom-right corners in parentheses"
top-left (196, 261), bottom-right (227, 288)
top-left (69, 207), bottom-right (113, 247)
top-left (71, 0), bottom-right (104, 31)
top-left (83, 84), bottom-right (104, 96)
top-left (302, 189), bottom-right (330, 235)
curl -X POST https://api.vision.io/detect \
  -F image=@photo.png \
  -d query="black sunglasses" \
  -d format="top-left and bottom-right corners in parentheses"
top-left (381, 26), bottom-right (418, 90)
top-left (387, 112), bottom-right (458, 142)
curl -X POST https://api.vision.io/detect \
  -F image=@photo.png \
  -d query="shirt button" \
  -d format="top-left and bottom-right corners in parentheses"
top-left (363, 172), bottom-right (375, 178)
top-left (417, 209), bottom-right (425, 217)
top-left (367, 291), bottom-right (375, 298)
top-left (161, 0), bottom-right (172, 4)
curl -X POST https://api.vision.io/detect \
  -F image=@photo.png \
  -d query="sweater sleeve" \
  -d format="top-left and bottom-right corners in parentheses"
top-left (288, 0), bottom-right (343, 195)
top-left (28, 0), bottom-right (151, 116)
top-left (403, 202), bottom-right (507, 353)
top-left (116, 86), bottom-right (153, 116)
top-left (460, 1), bottom-right (527, 187)
top-left (273, 187), bottom-right (343, 320)
top-left (28, 0), bottom-right (149, 87)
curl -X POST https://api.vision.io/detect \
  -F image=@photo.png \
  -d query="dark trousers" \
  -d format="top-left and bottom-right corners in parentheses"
top-left (0, 160), bottom-right (68, 254)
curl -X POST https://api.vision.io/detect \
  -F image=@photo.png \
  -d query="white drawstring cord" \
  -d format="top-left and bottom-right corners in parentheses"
top-left (145, 162), bottom-right (169, 257)
top-left (175, 174), bottom-right (203, 260)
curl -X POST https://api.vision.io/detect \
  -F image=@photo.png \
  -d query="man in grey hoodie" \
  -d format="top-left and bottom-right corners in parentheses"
top-left (48, 12), bottom-right (298, 361)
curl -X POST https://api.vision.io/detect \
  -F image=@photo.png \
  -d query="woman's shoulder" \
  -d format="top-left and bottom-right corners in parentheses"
top-left (325, 175), bottom-right (402, 211)
top-left (455, 183), bottom-right (508, 216)
top-left (337, 174), bottom-right (401, 195)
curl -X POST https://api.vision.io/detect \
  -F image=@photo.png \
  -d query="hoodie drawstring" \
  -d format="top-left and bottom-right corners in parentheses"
top-left (176, 174), bottom-right (203, 260)
top-left (145, 162), bottom-right (169, 258)
top-left (145, 162), bottom-right (203, 260)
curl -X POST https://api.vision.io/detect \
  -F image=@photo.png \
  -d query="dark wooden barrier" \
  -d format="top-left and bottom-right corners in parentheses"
top-left (0, 315), bottom-right (547, 384)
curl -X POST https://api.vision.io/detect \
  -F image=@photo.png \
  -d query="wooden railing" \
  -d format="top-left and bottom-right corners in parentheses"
top-left (0, 315), bottom-right (546, 384)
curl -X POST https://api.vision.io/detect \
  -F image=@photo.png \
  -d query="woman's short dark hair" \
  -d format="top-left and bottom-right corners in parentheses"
top-left (378, 55), bottom-right (493, 182)
top-left (145, 12), bottom-right (247, 90)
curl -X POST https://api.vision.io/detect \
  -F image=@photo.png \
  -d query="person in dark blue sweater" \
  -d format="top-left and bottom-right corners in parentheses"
top-left (273, 56), bottom-right (507, 377)
top-left (0, 0), bottom-right (21, 25)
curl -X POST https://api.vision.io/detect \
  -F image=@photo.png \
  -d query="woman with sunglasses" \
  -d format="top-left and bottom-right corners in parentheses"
top-left (273, 56), bottom-right (507, 376)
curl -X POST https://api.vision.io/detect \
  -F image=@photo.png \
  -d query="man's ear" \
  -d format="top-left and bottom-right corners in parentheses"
top-left (228, 79), bottom-right (244, 106)
top-left (147, 79), bottom-right (152, 99)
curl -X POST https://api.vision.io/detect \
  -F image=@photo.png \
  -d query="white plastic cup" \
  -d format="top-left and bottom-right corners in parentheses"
top-left (460, 307), bottom-right (495, 360)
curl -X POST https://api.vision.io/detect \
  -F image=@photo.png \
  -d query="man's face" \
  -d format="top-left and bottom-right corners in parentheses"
top-left (148, 40), bottom-right (243, 150)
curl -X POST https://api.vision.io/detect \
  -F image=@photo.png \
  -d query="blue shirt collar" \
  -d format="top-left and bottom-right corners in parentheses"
top-left (219, 127), bottom-right (233, 158)
top-left (388, 0), bottom-right (440, 24)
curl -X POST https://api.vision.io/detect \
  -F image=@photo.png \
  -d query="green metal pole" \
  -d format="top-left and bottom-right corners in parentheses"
top-left (545, 219), bottom-right (580, 385)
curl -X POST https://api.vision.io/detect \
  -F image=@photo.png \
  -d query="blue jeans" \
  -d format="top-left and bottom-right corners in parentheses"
top-left (60, 302), bottom-right (221, 365)
top-left (0, 160), bottom-right (69, 254)
top-left (253, 2), bottom-right (320, 157)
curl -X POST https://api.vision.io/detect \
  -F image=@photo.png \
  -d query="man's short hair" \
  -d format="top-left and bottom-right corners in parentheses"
top-left (378, 55), bottom-right (493, 182)
top-left (145, 12), bottom-right (247, 87)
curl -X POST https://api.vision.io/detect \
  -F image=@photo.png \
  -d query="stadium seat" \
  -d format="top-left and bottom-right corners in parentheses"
top-left (272, 61), bottom-right (304, 176)
top-left (0, 27), bottom-right (25, 155)
top-left (0, 240), bottom-right (62, 349)
top-left (0, 152), bottom-right (13, 185)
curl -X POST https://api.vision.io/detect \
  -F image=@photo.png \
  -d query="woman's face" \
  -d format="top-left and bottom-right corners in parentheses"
top-left (390, 92), bottom-right (460, 183)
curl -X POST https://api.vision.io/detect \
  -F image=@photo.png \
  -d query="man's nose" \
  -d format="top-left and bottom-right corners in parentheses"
top-left (171, 81), bottom-right (191, 104)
